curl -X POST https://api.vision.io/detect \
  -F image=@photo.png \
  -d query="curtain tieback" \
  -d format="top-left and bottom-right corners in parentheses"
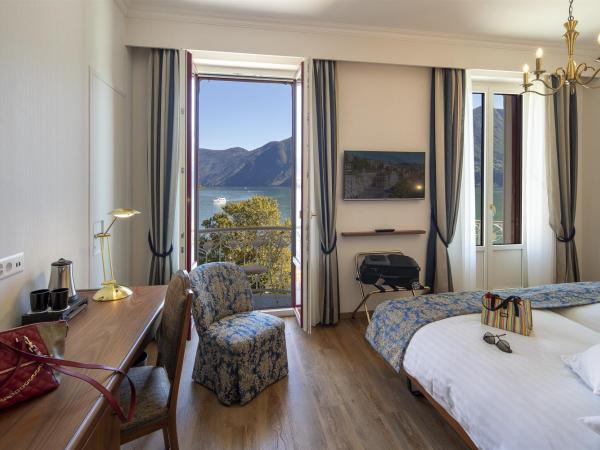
top-left (148, 231), bottom-right (174, 258)
top-left (431, 214), bottom-right (450, 248)
top-left (320, 233), bottom-right (337, 255)
top-left (557, 229), bottom-right (576, 243)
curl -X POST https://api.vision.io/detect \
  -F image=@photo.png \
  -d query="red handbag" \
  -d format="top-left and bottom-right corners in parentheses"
top-left (0, 321), bottom-right (136, 422)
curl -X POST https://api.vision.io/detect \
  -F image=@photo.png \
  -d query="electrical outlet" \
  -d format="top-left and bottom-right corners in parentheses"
top-left (0, 252), bottom-right (24, 281)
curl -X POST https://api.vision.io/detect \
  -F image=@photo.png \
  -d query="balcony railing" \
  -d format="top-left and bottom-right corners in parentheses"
top-left (196, 226), bottom-right (292, 309)
top-left (475, 219), bottom-right (505, 245)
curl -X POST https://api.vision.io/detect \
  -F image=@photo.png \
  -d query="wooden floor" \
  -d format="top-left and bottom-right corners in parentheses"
top-left (124, 318), bottom-right (468, 450)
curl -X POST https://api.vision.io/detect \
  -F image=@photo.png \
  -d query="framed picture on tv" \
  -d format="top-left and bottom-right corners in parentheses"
top-left (343, 151), bottom-right (425, 200)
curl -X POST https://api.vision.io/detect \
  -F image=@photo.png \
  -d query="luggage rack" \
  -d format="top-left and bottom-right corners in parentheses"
top-left (352, 250), bottom-right (430, 323)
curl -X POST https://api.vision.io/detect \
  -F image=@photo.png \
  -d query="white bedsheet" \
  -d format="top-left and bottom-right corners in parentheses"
top-left (553, 302), bottom-right (600, 333)
top-left (403, 310), bottom-right (600, 450)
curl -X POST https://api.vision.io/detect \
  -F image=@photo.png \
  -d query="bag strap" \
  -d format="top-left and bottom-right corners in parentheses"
top-left (482, 295), bottom-right (522, 317)
top-left (0, 339), bottom-right (136, 422)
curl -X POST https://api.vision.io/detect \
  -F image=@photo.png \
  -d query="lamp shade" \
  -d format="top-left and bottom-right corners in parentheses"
top-left (109, 208), bottom-right (140, 219)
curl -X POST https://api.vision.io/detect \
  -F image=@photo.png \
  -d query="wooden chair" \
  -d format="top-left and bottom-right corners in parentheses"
top-left (119, 270), bottom-right (193, 450)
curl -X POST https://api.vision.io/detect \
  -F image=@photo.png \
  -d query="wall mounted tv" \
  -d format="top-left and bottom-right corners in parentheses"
top-left (343, 151), bottom-right (425, 200)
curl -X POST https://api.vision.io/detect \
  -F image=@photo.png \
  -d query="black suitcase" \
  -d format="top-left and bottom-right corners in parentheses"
top-left (359, 254), bottom-right (420, 290)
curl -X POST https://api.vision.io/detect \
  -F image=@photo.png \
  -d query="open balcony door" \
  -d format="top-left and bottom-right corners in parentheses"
top-left (291, 63), bottom-right (304, 329)
top-left (184, 51), bottom-right (196, 272)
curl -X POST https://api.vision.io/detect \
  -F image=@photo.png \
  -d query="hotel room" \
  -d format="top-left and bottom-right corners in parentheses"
top-left (1, 0), bottom-right (600, 449)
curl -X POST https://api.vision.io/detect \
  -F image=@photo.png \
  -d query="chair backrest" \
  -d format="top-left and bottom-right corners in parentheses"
top-left (156, 269), bottom-right (193, 408)
top-left (190, 262), bottom-right (253, 332)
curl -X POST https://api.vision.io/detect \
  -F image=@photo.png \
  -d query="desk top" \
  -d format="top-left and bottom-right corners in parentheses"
top-left (0, 286), bottom-right (166, 450)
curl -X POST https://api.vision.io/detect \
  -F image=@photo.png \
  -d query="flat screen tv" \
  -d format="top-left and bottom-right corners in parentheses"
top-left (343, 151), bottom-right (425, 200)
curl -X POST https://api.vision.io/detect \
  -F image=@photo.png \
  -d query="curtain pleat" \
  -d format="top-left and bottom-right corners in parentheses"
top-left (547, 76), bottom-right (579, 282)
top-left (425, 68), bottom-right (466, 293)
top-left (147, 49), bottom-right (181, 285)
top-left (313, 60), bottom-right (340, 325)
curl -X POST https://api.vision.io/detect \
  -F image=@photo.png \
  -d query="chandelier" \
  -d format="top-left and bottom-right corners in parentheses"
top-left (522, 0), bottom-right (600, 95)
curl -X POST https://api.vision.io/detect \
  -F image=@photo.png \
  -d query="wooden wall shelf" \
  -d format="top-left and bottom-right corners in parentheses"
top-left (341, 230), bottom-right (426, 237)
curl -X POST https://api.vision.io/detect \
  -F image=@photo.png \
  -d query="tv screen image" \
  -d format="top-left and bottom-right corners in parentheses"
top-left (343, 151), bottom-right (425, 200)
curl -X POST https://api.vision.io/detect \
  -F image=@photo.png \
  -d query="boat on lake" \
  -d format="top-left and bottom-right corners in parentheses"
top-left (213, 197), bottom-right (227, 206)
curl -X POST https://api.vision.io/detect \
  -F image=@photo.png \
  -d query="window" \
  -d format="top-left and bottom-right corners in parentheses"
top-left (492, 94), bottom-right (522, 245)
top-left (473, 92), bottom-right (485, 246)
top-left (472, 89), bottom-right (523, 247)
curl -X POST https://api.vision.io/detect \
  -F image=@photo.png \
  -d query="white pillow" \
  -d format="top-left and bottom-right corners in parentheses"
top-left (579, 416), bottom-right (600, 436)
top-left (562, 343), bottom-right (600, 394)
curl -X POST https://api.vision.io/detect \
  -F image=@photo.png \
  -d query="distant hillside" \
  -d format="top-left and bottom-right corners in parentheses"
top-left (473, 106), bottom-right (512, 188)
top-left (198, 138), bottom-right (292, 187)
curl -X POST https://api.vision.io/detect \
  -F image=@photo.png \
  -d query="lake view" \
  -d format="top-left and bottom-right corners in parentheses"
top-left (198, 186), bottom-right (292, 226)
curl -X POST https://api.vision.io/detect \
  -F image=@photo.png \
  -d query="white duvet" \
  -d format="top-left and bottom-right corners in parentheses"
top-left (403, 310), bottom-right (600, 450)
top-left (554, 302), bottom-right (600, 334)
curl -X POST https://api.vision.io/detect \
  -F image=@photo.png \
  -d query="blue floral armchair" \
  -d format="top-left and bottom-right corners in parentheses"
top-left (190, 262), bottom-right (288, 405)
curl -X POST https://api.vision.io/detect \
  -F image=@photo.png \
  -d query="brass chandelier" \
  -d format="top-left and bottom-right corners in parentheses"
top-left (522, 0), bottom-right (600, 95)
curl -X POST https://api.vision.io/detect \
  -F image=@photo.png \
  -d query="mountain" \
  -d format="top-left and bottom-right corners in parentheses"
top-left (198, 137), bottom-right (292, 187)
top-left (473, 106), bottom-right (510, 189)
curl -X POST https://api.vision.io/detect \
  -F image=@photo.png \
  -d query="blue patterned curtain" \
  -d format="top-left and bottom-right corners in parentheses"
top-left (313, 60), bottom-right (340, 325)
top-left (547, 76), bottom-right (579, 282)
top-left (147, 49), bottom-right (180, 285)
top-left (425, 68), bottom-right (466, 293)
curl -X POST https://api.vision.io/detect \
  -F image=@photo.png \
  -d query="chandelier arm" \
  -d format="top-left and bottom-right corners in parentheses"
top-left (531, 77), bottom-right (557, 91)
top-left (574, 64), bottom-right (600, 87)
top-left (555, 67), bottom-right (567, 79)
top-left (520, 89), bottom-right (558, 97)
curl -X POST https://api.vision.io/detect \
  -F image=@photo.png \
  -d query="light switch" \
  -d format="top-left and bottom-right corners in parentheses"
top-left (93, 220), bottom-right (104, 255)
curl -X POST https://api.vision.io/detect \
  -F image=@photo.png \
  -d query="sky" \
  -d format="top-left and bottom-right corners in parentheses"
top-left (198, 79), bottom-right (293, 150)
top-left (472, 92), bottom-right (505, 110)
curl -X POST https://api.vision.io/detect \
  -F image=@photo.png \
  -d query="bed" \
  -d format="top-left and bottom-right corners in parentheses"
top-left (365, 283), bottom-right (600, 450)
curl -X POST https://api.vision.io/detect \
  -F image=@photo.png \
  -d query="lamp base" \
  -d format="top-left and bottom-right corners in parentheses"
top-left (93, 282), bottom-right (133, 302)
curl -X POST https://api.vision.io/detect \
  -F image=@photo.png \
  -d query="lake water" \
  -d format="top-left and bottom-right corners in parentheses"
top-left (198, 186), bottom-right (292, 226)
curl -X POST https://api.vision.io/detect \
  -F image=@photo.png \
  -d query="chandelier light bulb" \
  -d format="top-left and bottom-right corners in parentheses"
top-left (536, 48), bottom-right (544, 58)
top-left (597, 33), bottom-right (600, 45)
top-left (523, 64), bottom-right (530, 73)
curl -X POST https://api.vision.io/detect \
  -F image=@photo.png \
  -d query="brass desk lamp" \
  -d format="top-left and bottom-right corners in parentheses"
top-left (93, 208), bottom-right (140, 302)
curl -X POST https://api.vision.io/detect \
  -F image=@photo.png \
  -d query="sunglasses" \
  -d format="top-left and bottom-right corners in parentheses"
top-left (483, 332), bottom-right (512, 353)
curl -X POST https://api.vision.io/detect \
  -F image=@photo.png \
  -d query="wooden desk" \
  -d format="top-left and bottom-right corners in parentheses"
top-left (0, 286), bottom-right (166, 450)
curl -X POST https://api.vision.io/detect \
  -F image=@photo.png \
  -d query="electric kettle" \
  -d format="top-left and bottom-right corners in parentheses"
top-left (48, 258), bottom-right (78, 300)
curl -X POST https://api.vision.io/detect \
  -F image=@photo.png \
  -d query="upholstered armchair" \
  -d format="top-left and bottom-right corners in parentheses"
top-left (190, 262), bottom-right (288, 405)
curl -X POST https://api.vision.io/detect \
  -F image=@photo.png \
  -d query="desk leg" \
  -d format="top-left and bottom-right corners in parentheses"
top-left (81, 404), bottom-right (120, 450)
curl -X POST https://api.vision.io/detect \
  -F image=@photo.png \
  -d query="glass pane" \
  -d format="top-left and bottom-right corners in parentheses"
top-left (472, 93), bottom-right (484, 246)
top-left (492, 94), bottom-right (522, 245)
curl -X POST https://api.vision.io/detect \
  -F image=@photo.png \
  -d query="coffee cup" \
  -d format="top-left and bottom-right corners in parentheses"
top-left (30, 289), bottom-right (50, 312)
top-left (50, 288), bottom-right (69, 311)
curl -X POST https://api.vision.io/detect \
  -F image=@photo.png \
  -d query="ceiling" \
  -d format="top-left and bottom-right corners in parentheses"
top-left (128, 0), bottom-right (600, 48)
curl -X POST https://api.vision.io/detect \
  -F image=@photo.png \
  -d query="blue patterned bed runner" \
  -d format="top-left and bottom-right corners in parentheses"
top-left (365, 282), bottom-right (600, 373)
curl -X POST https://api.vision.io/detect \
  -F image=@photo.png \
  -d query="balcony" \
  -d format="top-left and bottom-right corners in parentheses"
top-left (475, 219), bottom-right (506, 245)
top-left (196, 226), bottom-right (293, 310)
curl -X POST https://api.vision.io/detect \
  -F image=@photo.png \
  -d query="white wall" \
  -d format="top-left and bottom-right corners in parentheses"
top-left (580, 89), bottom-right (600, 281)
top-left (87, 0), bottom-right (133, 289)
top-left (336, 62), bottom-right (430, 313)
top-left (125, 11), bottom-right (598, 73)
top-left (0, 1), bottom-right (87, 329)
top-left (0, 0), bottom-right (130, 329)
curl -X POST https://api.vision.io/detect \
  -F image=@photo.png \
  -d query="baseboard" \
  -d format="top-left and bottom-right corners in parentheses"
top-left (340, 310), bottom-right (373, 320)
